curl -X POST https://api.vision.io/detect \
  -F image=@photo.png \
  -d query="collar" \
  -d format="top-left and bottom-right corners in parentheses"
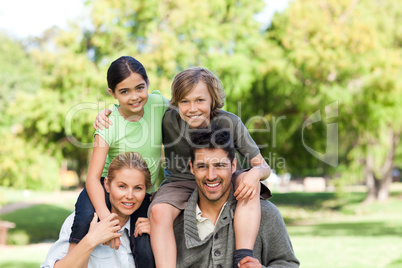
top-left (183, 185), bottom-right (237, 249)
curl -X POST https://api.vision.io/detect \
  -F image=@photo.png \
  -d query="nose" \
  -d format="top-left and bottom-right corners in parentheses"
top-left (130, 92), bottom-right (139, 101)
top-left (207, 166), bottom-right (217, 180)
top-left (189, 102), bottom-right (197, 112)
top-left (126, 189), bottom-right (134, 199)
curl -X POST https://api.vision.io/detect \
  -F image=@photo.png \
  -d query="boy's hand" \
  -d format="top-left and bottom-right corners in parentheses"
top-left (93, 109), bottom-right (112, 130)
top-left (234, 170), bottom-right (260, 200)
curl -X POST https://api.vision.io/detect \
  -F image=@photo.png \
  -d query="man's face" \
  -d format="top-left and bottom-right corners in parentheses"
top-left (190, 148), bottom-right (236, 203)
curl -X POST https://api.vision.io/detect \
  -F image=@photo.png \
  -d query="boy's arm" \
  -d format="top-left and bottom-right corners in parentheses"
top-left (234, 153), bottom-right (271, 200)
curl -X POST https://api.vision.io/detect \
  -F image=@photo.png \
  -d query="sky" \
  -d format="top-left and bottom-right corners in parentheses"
top-left (0, 0), bottom-right (289, 39)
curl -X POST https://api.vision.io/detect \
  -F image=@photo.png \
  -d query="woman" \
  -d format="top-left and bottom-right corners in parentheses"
top-left (41, 152), bottom-right (155, 268)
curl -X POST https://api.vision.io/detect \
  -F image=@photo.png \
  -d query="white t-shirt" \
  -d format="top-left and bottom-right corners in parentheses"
top-left (41, 213), bottom-right (135, 268)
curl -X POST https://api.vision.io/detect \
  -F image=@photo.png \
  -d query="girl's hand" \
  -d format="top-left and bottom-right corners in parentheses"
top-left (134, 217), bottom-right (151, 238)
top-left (238, 256), bottom-right (262, 268)
top-left (93, 109), bottom-right (113, 130)
top-left (234, 170), bottom-right (260, 200)
top-left (86, 213), bottom-right (122, 247)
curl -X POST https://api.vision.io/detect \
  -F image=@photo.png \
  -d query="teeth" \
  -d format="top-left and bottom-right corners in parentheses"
top-left (122, 202), bottom-right (134, 206)
top-left (189, 115), bottom-right (200, 119)
top-left (206, 182), bottom-right (219, 187)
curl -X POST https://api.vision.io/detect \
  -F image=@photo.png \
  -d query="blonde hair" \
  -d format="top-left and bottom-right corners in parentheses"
top-left (170, 68), bottom-right (226, 117)
top-left (107, 152), bottom-right (152, 190)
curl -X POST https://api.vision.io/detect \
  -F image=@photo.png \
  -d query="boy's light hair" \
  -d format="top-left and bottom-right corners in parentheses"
top-left (170, 67), bottom-right (226, 117)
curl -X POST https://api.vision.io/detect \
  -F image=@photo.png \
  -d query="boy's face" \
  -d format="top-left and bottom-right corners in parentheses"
top-left (177, 82), bottom-right (212, 128)
top-left (190, 148), bottom-right (236, 204)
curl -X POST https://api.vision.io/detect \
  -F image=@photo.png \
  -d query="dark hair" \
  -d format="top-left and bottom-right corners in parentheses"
top-left (189, 125), bottom-right (235, 164)
top-left (107, 56), bottom-right (149, 92)
top-left (170, 68), bottom-right (226, 118)
top-left (107, 152), bottom-right (152, 191)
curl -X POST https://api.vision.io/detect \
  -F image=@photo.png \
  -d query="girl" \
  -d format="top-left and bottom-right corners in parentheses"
top-left (69, 56), bottom-right (168, 254)
top-left (41, 152), bottom-right (154, 268)
top-left (95, 67), bottom-right (271, 268)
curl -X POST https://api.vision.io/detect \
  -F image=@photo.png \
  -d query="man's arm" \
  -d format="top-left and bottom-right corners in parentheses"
top-left (257, 201), bottom-right (300, 268)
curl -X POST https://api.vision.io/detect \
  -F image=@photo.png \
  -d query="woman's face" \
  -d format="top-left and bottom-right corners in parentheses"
top-left (105, 168), bottom-right (147, 220)
top-left (177, 82), bottom-right (212, 128)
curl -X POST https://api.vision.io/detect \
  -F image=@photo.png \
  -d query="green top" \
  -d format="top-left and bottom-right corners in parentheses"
top-left (95, 90), bottom-right (169, 187)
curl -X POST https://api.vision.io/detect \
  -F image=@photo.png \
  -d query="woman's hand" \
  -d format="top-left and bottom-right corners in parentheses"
top-left (86, 213), bottom-right (122, 248)
top-left (134, 217), bottom-right (151, 238)
top-left (93, 109), bottom-right (113, 130)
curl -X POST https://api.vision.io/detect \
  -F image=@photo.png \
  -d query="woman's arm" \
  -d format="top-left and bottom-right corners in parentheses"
top-left (234, 153), bottom-right (271, 200)
top-left (54, 213), bottom-right (122, 268)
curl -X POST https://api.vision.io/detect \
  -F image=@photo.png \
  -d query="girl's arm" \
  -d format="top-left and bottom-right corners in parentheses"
top-left (86, 135), bottom-right (110, 220)
top-left (54, 213), bottom-right (122, 268)
top-left (234, 153), bottom-right (271, 200)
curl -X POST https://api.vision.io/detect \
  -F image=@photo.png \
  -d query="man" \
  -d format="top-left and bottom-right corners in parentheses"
top-left (173, 126), bottom-right (300, 268)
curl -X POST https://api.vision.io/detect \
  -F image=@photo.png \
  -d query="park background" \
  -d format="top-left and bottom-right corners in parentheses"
top-left (0, 0), bottom-right (401, 267)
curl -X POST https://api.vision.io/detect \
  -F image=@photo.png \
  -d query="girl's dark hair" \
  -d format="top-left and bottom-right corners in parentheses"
top-left (107, 56), bottom-right (149, 92)
top-left (107, 152), bottom-right (152, 191)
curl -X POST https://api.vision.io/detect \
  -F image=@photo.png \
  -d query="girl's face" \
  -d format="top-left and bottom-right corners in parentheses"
top-left (105, 168), bottom-right (147, 221)
top-left (178, 82), bottom-right (212, 128)
top-left (109, 72), bottom-right (149, 121)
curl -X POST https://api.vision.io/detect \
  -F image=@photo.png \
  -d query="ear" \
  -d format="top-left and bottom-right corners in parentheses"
top-left (231, 158), bottom-right (237, 174)
top-left (189, 160), bottom-right (195, 175)
top-left (104, 177), bottom-right (111, 193)
top-left (108, 88), bottom-right (117, 99)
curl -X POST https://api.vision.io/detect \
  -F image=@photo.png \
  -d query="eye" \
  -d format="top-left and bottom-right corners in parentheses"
top-left (180, 100), bottom-right (188, 104)
top-left (120, 90), bottom-right (128, 94)
top-left (137, 86), bottom-right (145, 91)
top-left (118, 184), bottom-right (126, 189)
top-left (197, 99), bottom-right (204, 102)
top-left (135, 186), bottom-right (143, 191)
top-left (216, 163), bottom-right (226, 168)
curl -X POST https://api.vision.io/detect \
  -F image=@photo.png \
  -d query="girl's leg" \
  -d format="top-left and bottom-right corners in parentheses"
top-left (233, 183), bottom-right (261, 268)
top-left (150, 203), bottom-right (181, 268)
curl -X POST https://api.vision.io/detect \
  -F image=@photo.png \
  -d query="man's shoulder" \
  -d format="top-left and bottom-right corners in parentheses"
top-left (260, 199), bottom-right (282, 220)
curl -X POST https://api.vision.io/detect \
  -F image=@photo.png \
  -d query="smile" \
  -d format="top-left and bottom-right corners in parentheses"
top-left (205, 182), bottom-right (221, 189)
top-left (129, 101), bottom-right (142, 107)
top-left (121, 202), bottom-right (135, 208)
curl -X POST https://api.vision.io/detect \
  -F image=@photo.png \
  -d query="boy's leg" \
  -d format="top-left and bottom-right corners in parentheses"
top-left (233, 183), bottom-right (261, 268)
top-left (150, 203), bottom-right (181, 268)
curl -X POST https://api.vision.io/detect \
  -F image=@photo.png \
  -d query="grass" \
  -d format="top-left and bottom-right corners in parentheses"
top-left (270, 183), bottom-right (402, 268)
top-left (1, 183), bottom-right (402, 267)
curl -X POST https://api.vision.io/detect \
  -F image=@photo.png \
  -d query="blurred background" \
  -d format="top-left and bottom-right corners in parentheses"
top-left (0, 0), bottom-right (401, 267)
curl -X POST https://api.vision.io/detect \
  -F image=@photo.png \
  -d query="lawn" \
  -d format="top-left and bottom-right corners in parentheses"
top-left (0, 184), bottom-right (402, 268)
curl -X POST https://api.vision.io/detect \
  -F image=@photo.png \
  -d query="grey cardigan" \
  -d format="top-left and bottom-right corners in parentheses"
top-left (174, 187), bottom-right (300, 268)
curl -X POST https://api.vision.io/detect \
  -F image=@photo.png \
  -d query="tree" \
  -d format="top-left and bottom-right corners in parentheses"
top-left (240, 0), bottom-right (402, 201)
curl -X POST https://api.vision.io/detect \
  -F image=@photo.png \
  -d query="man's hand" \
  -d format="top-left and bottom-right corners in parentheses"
top-left (238, 256), bottom-right (262, 268)
top-left (93, 109), bottom-right (113, 130)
